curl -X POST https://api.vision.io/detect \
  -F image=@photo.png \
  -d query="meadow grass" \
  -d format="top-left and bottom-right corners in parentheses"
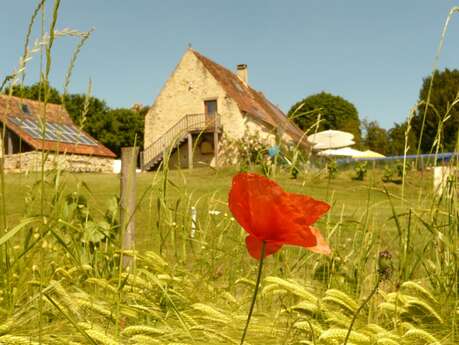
top-left (0, 165), bottom-right (457, 345)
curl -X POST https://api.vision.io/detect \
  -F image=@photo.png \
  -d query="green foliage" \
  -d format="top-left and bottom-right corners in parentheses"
top-left (290, 164), bottom-right (299, 179)
top-left (382, 165), bottom-right (394, 183)
top-left (413, 68), bottom-right (459, 152)
top-left (327, 159), bottom-right (337, 179)
top-left (90, 108), bottom-right (145, 156)
top-left (63, 93), bottom-right (109, 125)
top-left (61, 191), bottom-right (119, 247)
top-left (288, 91), bottom-right (361, 146)
top-left (362, 120), bottom-right (389, 155)
top-left (6, 81), bottom-right (61, 104)
top-left (220, 128), bottom-right (271, 171)
top-left (353, 161), bottom-right (367, 181)
top-left (381, 164), bottom-right (405, 184)
top-left (387, 121), bottom-right (417, 155)
top-left (396, 162), bottom-right (407, 178)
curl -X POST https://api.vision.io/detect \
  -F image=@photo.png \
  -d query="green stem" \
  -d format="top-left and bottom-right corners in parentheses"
top-left (343, 277), bottom-right (380, 345)
top-left (240, 241), bottom-right (266, 345)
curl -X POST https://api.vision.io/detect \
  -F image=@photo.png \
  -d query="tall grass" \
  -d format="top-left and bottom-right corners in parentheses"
top-left (0, 1), bottom-right (458, 344)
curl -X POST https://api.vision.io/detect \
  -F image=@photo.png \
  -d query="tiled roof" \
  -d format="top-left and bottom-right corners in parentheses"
top-left (0, 95), bottom-right (116, 158)
top-left (191, 50), bottom-right (308, 147)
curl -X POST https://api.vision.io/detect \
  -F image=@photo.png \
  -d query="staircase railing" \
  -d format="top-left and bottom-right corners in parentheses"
top-left (143, 113), bottom-right (221, 168)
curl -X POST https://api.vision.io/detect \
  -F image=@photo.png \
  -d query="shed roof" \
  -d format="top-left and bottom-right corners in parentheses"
top-left (191, 49), bottom-right (307, 147)
top-left (0, 95), bottom-right (116, 158)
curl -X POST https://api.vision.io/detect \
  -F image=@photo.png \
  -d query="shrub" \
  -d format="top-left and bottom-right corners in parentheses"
top-left (353, 162), bottom-right (367, 181)
top-left (382, 165), bottom-right (394, 183)
top-left (327, 160), bottom-right (337, 179)
top-left (220, 127), bottom-right (272, 171)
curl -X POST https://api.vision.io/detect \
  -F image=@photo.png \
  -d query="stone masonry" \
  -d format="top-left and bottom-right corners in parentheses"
top-left (2, 151), bottom-right (114, 173)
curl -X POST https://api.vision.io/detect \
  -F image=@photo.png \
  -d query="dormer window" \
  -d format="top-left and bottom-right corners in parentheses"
top-left (21, 104), bottom-right (31, 115)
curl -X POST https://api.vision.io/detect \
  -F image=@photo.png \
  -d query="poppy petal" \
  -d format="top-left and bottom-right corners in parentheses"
top-left (266, 191), bottom-right (330, 247)
top-left (306, 227), bottom-right (331, 256)
top-left (284, 193), bottom-right (330, 225)
top-left (229, 173), bottom-right (283, 238)
top-left (245, 235), bottom-right (283, 259)
top-left (229, 172), bottom-right (332, 258)
top-left (228, 174), bottom-right (252, 234)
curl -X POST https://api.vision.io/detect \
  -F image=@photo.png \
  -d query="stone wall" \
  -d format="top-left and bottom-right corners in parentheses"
top-left (2, 151), bottom-right (114, 173)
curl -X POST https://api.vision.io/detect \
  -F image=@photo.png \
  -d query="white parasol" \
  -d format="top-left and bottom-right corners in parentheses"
top-left (358, 150), bottom-right (385, 158)
top-left (317, 147), bottom-right (366, 157)
top-left (308, 130), bottom-right (355, 150)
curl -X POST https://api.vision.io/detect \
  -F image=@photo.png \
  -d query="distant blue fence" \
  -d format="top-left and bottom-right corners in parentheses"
top-left (336, 152), bottom-right (459, 165)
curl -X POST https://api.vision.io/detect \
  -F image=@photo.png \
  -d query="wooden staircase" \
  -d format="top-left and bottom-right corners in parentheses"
top-left (142, 113), bottom-right (221, 170)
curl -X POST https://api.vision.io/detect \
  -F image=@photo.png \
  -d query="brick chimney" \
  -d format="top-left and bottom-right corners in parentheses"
top-left (237, 64), bottom-right (248, 85)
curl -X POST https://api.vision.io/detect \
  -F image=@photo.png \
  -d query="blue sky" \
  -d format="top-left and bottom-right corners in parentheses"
top-left (1, 0), bottom-right (459, 129)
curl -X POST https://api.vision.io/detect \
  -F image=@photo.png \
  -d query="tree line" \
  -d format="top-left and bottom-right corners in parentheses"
top-left (288, 68), bottom-right (459, 155)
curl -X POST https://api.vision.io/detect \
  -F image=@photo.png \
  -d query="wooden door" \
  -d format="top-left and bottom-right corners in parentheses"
top-left (204, 100), bottom-right (217, 126)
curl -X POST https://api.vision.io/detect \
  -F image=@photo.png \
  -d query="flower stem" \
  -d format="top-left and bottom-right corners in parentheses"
top-left (342, 277), bottom-right (380, 345)
top-left (240, 240), bottom-right (266, 345)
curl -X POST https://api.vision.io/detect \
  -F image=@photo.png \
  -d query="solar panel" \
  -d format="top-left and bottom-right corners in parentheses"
top-left (7, 116), bottom-right (97, 146)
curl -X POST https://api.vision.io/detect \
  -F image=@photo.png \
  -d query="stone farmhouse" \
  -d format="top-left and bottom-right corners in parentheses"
top-left (143, 48), bottom-right (307, 170)
top-left (0, 95), bottom-right (115, 172)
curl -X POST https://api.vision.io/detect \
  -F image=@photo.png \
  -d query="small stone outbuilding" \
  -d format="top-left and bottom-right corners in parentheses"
top-left (0, 95), bottom-right (116, 173)
top-left (143, 48), bottom-right (308, 169)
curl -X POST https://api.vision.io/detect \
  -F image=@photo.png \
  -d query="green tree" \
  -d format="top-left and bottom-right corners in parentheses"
top-left (288, 91), bottom-right (361, 146)
top-left (412, 68), bottom-right (459, 152)
top-left (62, 93), bottom-right (110, 129)
top-left (387, 121), bottom-right (417, 156)
top-left (362, 119), bottom-right (389, 155)
top-left (7, 81), bottom-right (61, 104)
top-left (93, 108), bottom-right (144, 156)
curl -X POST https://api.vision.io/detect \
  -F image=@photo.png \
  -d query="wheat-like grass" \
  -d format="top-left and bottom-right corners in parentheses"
top-left (191, 303), bottom-right (231, 324)
top-left (404, 298), bottom-right (443, 324)
top-left (289, 301), bottom-right (320, 315)
top-left (263, 276), bottom-right (318, 303)
top-left (0, 319), bottom-right (13, 335)
top-left (403, 328), bottom-right (440, 345)
top-left (122, 325), bottom-right (166, 337)
top-left (0, 335), bottom-right (41, 345)
top-left (129, 334), bottom-right (162, 344)
top-left (318, 328), bottom-right (370, 345)
top-left (400, 281), bottom-right (438, 305)
top-left (375, 337), bottom-right (400, 345)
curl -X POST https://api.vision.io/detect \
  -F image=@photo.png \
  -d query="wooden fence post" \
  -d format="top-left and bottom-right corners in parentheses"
top-left (213, 119), bottom-right (219, 167)
top-left (120, 147), bottom-right (139, 271)
top-left (187, 133), bottom-right (193, 169)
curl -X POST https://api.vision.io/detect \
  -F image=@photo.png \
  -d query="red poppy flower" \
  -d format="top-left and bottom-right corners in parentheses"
top-left (229, 172), bottom-right (331, 259)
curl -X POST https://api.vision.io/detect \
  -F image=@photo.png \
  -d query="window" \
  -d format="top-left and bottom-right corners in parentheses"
top-left (21, 104), bottom-right (31, 115)
top-left (204, 100), bottom-right (217, 115)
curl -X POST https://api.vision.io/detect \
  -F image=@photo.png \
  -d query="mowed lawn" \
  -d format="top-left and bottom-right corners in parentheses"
top-left (2, 166), bottom-right (435, 252)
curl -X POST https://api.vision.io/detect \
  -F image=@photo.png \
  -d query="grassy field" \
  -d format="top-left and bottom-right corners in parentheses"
top-left (1, 165), bottom-right (457, 344)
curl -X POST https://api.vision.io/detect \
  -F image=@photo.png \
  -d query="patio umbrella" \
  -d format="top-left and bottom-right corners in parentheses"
top-left (317, 147), bottom-right (365, 157)
top-left (358, 150), bottom-right (385, 158)
top-left (308, 130), bottom-right (355, 150)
